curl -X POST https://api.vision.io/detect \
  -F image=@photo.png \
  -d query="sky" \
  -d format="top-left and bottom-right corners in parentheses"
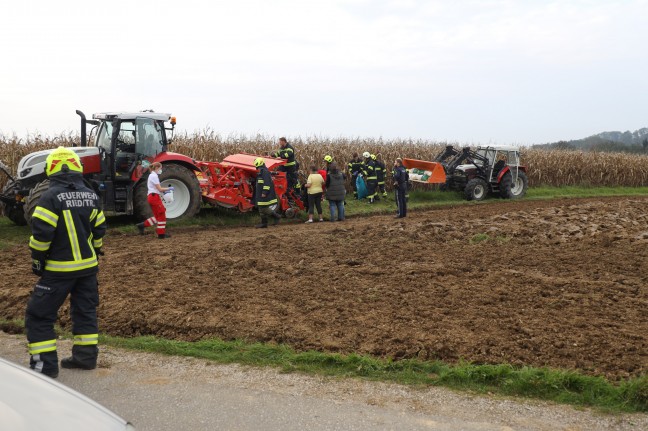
top-left (1, 0), bottom-right (647, 145)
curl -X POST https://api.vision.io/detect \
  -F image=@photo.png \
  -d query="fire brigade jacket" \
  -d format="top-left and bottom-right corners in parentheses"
top-left (375, 160), bottom-right (386, 182)
top-left (272, 143), bottom-right (296, 167)
top-left (347, 158), bottom-right (363, 176)
top-left (29, 173), bottom-right (106, 278)
top-left (361, 159), bottom-right (377, 181)
top-left (255, 166), bottom-right (278, 206)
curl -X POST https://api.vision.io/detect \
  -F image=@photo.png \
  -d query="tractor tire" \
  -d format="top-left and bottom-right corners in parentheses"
top-left (464, 178), bottom-right (488, 201)
top-left (1, 180), bottom-right (27, 225)
top-left (23, 180), bottom-right (50, 226)
top-left (134, 164), bottom-right (202, 221)
top-left (499, 171), bottom-right (528, 199)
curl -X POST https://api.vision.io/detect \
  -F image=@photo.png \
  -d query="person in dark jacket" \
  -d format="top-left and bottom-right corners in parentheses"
top-left (375, 155), bottom-right (387, 197)
top-left (26, 147), bottom-right (107, 378)
top-left (254, 157), bottom-right (282, 228)
top-left (362, 152), bottom-right (378, 203)
top-left (347, 153), bottom-right (363, 199)
top-left (271, 137), bottom-right (298, 190)
top-left (325, 162), bottom-right (346, 221)
top-left (392, 158), bottom-right (408, 218)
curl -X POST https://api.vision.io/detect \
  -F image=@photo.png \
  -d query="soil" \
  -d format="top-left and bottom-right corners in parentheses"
top-left (1, 196), bottom-right (647, 380)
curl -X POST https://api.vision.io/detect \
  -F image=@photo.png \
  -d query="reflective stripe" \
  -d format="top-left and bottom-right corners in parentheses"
top-left (63, 210), bottom-right (82, 261)
top-left (29, 236), bottom-right (51, 251)
top-left (45, 257), bottom-right (98, 272)
top-left (257, 179), bottom-right (264, 184)
top-left (257, 199), bottom-right (278, 206)
top-left (28, 339), bottom-right (57, 355)
top-left (93, 238), bottom-right (103, 248)
top-left (367, 176), bottom-right (377, 180)
top-left (263, 186), bottom-right (271, 190)
top-left (284, 161), bottom-right (296, 166)
top-left (95, 211), bottom-right (106, 227)
top-left (73, 334), bottom-right (98, 346)
top-left (33, 207), bottom-right (59, 227)
top-left (90, 209), bottom-right (98, 221)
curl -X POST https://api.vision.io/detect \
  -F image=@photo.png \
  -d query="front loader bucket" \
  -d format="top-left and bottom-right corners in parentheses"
top-left (402, 158), bottom-right (446, 184)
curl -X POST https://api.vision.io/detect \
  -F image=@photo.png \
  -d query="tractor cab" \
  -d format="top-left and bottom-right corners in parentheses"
top-left (79, 111), bottom-right (178, 215)
top-left (472, 146), bottom-right (522, 184)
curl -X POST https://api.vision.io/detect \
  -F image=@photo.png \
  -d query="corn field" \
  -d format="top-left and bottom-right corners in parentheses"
top-left (2, 131), bottom-right (648, 192)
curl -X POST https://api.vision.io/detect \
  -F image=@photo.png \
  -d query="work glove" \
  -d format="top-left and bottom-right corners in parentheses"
top-left (32, 258), bottom-right (45, 276)
top-left (167, 186), bottom-right (174, 191)
top-left (95, 248), bottom-right (104, 260)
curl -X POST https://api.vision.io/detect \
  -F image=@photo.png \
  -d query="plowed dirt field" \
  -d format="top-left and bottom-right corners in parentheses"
top-left (1, 196), bottom-right (647, 380)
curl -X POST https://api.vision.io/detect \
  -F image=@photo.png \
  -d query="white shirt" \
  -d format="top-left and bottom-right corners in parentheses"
top-left (147, 171), bottom-right (161, 195)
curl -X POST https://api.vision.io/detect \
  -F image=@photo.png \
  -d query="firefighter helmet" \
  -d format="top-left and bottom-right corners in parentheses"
top-left (324, 155), bottom-right (333, 163)
top-left (371, 154), bottom-right (377, 160)
top-left (253, 157), bottom-right (265, 168)
top-left (45, 147), bottom-right (83, 177)
top-left (362, 151), bottom-right (370, 158)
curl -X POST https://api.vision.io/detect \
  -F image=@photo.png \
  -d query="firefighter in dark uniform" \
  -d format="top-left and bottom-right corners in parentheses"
top-left (271, 137), bottom-right (298, 190)
top-left (374, 154), bottom-right (387, 197)
top-left (362, 152), bottom-right (378, 203)
top-left (254, 157), bottom-right (282, 228)
top-left (26, 147), bottom-right (107, 378)
top-left (347, 153), bottom-right (363, 199)
top-left (393, 158), bottom-right (408, 218)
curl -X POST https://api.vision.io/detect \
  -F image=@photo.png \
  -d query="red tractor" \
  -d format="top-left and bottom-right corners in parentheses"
top-left (0, 110), bottom-right (303, 225)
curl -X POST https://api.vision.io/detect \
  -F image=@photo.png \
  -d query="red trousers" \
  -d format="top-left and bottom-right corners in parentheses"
top-left (143, 194), bottom-right (166, 235)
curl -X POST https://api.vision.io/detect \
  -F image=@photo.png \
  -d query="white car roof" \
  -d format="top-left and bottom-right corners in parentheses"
top-left (92, 112), bottom-right (171, 121)
top-left (0, 357), bottom-right (130, 430)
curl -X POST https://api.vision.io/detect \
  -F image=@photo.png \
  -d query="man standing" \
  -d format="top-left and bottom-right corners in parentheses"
top-left (26, 147), bottom-right (107, 378)
top-left (347, 152), bottom-right (363, 199)
top-left (361, 152), bottom-right (378, 203)
top-left (375, 155), bottom-right (387, 198)
top-left (393, 158), bottom-right (408, 218)
top-left (271, 137), bottom-right (298, 190)
top-left (254, 157), bottom-right (282, 228)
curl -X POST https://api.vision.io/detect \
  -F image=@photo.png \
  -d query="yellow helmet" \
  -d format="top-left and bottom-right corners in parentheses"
top-left (253, 157), bottom-right (265, 168)
top-left (45, 146), bottom-right (83, 176)
top-left (324, 155), bottom-right (333, 163)
top-left (370, 154), bottom-right (377, 160)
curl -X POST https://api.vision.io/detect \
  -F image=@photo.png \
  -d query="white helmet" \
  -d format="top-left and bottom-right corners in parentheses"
top-left (362, 151), bottom-right (370, 158)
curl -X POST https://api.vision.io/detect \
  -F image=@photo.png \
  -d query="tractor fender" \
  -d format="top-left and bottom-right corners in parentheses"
top-left (496, 166), bottom-right (510, 183)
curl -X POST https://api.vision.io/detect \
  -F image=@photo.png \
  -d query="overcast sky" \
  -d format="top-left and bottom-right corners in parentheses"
top-left (1, 0), bottom-right (647, 145)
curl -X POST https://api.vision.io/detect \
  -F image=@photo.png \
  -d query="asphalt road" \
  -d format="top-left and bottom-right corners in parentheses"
top-left (0, 332), bottom-right (645, 431)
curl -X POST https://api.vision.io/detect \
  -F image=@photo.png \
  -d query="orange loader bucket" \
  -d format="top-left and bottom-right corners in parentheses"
top-left (402, 158), bottom-right (446, 184)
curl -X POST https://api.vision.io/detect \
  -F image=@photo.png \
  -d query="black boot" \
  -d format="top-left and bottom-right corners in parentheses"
top-left (272, 212), bottom-right (281, 225)
top-left (256, 217), bottom-right (268, 228)
top-left (158, 233), bottom-right (171, 239)
top-left (136, 222), bottom-right (145, 235)
top-left (30, 351), bottom-right (59, 378)
top-left (61, 345), bottom-right (98, 370)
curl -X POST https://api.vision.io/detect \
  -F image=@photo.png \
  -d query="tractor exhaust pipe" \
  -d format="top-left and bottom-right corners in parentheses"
top-left (76, 110), bottom-right (87, 147)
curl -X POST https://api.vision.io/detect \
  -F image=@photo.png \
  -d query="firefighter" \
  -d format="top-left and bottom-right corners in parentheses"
top-left (374, 154), bottom-right (387, 197)
top-left (271, 137), bottom-right (298, 190)
top-left (323, 155), bottom-right (334, 174)
top-left (26, 147), bottom-right (107, 378)
top-left (361, 152), bottom-right (378, 203)
top-left (393, 158), bottom-right (408, 218)
top-left (347, 152), bottom-right (363, 199)
top-left (254, 157), bottom-right (282, 228)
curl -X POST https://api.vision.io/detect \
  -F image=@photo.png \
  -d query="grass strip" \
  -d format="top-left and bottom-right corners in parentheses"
top-left (100, 334), bottom-right (647, 413)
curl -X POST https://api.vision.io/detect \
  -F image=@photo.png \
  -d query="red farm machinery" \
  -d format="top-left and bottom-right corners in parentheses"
top-left (0, 110), bottom-right (304, 225)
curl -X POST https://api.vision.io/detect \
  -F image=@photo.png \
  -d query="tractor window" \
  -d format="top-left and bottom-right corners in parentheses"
top-left (135, 118), bottom-right (164, 158)
top-left (96, 122), bottom-right (113, 153)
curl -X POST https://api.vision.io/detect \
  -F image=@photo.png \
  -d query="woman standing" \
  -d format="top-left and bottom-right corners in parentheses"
top-left (325, 162), bottom-right (346, 221)
top-left (304, 165), bottom-right (325, 223)
top-left (135, 162), bottom-right (173, 238)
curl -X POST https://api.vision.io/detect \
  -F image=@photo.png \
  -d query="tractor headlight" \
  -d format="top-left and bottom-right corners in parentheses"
top-left (19, 168), bottom-right (32, 178)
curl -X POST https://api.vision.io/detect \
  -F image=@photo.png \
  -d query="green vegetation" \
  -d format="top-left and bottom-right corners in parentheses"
top-left (95, 334), bottom-right (645, 413)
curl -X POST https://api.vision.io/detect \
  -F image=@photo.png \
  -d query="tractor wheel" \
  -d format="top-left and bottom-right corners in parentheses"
top-left (499, 171), bottom-right (528, 199)
top-left (134, 164), bottom-right (202, 220)
top-left (23, 180), bottom-right (50, 226)
top-left (1, 180), bottom-right (27, 225)
top-left (464, 178), bottom-right (488, 201)
top-left (284, 207), bottom-right (297, 218)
